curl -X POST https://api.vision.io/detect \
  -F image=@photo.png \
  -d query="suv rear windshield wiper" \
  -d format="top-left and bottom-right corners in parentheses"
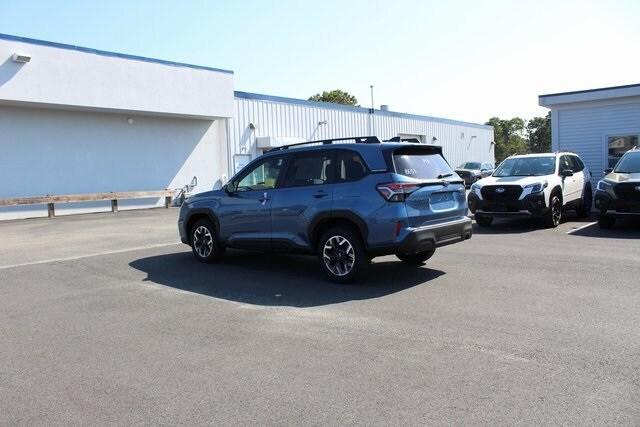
top-left (437, 173), bottom-right (454, 179)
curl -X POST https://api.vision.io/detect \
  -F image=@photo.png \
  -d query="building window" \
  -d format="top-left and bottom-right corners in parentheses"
top-left (608, 135), bottom-right (639, 168)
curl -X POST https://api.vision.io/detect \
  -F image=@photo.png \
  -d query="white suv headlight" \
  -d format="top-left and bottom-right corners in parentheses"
top-left (597, 180), bottom-right (612, 191)
top-left (524, 181), bottom-right (548, 193)
top-left (470, 182), bottom-right (483, 199)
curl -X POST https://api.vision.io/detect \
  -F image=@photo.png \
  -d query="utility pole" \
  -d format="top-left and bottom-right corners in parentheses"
top-left (370, 85), bottom-right (375, 110)
top-left (369, 85), bottom-right (375, 135)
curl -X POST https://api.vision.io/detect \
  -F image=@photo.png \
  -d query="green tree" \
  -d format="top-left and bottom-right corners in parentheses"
top-left (485, 117), bottom-right (528, 163)
top-left (309, 89), bottom-right (358, 106)
top-left (527, 112), bottom-right (552, 153)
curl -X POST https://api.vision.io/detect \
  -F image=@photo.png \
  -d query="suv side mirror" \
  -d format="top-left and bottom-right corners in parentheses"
top-left (560, 169), bottom-right (574, 178)
top-left (604, 168), bottom-right (613, 174)
top-left (223, 182), bottom-right (236, 194)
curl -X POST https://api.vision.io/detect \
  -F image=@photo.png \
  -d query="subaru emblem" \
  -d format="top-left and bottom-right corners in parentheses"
top-left (495, 187), bottom-right (505, 193)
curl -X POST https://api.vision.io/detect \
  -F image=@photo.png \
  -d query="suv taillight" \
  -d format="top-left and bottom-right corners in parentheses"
top-left (376, 182), bottom-right (420, 202)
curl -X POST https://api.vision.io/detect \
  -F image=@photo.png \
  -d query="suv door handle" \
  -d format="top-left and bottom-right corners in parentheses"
top-left (312, 191), bottom-right (328, 198)
top-left (259, 192), bottom-right (269, 205)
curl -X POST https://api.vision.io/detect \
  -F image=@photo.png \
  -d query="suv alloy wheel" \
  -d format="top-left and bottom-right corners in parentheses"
top-left (318, 226), bottom-right (367, 283)
top-left (190, 219), bottom-right (225, 263)
top-left (546, 195), bottom-right (562, 228)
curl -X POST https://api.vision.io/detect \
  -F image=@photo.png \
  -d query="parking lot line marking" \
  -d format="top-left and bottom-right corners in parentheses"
top-left (0, 242), bottom-right (181, 271)
top-left (566, 222), bottom-right (596, 234)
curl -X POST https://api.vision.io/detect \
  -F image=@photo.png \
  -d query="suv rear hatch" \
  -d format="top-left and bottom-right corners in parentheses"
top-left (378, 145), bottom-right (467, 227)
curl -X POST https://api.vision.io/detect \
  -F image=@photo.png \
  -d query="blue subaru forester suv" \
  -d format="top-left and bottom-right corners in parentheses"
top-left (178, 136), bottom-right (472, 283)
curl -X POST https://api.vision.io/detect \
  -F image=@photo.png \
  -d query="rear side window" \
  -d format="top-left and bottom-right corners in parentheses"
top-left (336, 150), bottom-right (368, 182)
top-left (282, 151), bottom-right (333, 187)
top-left (392, 149), bottom-right (454, 179)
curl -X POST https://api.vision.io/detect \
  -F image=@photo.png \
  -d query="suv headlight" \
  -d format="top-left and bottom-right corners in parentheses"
top-left (524, 181), bottom-right (548, 193)
top-left (597, 180), bottom-right (612, 191)
top-left (470, 182), bottom-right (482, 198)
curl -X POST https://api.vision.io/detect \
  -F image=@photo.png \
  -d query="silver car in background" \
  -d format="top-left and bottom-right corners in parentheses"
top-left (455, 161), bottom-right (494, 187)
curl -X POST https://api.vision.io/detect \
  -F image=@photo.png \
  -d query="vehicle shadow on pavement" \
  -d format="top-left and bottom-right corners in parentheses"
top-left (568, 220), bottom-right (640, 239)
top-left (471, 213), bottom-right (594, 235)
top-left (129, 251), bottom-right (445, 308)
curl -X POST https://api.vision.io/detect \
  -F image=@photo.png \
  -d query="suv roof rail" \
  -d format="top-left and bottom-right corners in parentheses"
top-left (269, 136), bottom-right (382, 151)
top-left (383, 136), bottom-right (423, 144)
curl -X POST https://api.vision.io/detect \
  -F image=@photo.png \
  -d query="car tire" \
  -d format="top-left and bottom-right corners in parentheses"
top-left (190, 218), bottom-right (225, 263)
top-left (475, 215), bottom-right (493, 227)
top-left (597, 215), bottom-right (615, 229)
top-left (396, 248), bottom-right (436, 265)
top-left (545, 195), bottom-right (562, 228)
top-left (318, 226), bottom-right (367, 284)
top-left (577, 184), bottom-right (593, 218)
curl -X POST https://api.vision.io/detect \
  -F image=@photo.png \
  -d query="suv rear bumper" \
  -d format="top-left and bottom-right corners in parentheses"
top-left (468, 192), bottom-right (547, 217)
top-left (369, 216), bottom-right (472, 256)
top-left (399, 216), bottom-right (473, 254)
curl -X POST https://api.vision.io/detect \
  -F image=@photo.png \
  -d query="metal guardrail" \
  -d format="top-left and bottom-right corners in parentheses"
top-left (0, 190), bottom-right (175, 218)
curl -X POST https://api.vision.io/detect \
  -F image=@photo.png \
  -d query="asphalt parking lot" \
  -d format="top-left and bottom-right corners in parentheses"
top-left (1, 209), bottom-right (639, 425)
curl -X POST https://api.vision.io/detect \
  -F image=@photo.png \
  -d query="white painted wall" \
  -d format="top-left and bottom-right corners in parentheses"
top-left (0, 105), bottom-right (228, 220)
top-left (547, 98), bottom-right (640, 188)
top-left (230, 93), bottom-right (494, 174)
top-left (0, 37), bottom-right (234, 119)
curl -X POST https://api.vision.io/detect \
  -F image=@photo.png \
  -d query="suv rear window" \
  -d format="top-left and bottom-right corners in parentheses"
top-left (392, 147), bottom-right (454, 179)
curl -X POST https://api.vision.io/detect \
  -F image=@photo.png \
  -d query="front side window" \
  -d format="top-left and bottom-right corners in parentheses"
top-left (493, 156), bottom-right (556, 177)
top-left (236, 157), bottom-right (285, 191)
top-left (282, 151), bottom-right (333, 187)
top-left (571, 156), bottom-right (584, 172)
top-left (614, 151), bottom-right (640, 173)
top-left (608, 135), bottom-right (639, 168)
top-left (559, 155), bottom-right (574, 173)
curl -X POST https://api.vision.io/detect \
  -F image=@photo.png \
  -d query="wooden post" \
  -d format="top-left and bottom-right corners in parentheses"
top-left (164, 196), bottom-right (172, 208)
top-left (111, 199), bottom-right (118, 213)
top-left (47, 203), bottom-right (55, 218)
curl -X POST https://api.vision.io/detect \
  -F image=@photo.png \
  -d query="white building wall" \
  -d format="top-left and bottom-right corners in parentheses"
top-left (0, 35), bottom-right (234, 119)
top-left (0, 105), bottom-right (227, 220)
top-left (230, 93), bottom-right (494, 174)
top-left (553, 99), bottom-right (640, 187)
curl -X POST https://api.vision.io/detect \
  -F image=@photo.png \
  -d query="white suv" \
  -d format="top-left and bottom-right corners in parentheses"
top-left (467, 152), bottom-right (592, 227)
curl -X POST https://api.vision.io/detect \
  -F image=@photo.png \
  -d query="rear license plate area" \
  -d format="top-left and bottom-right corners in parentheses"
top-left (429, 192), bottom-right (455, 211)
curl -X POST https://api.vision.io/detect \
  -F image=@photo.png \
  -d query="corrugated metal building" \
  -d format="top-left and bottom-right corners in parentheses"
top-left (539, 83), bottom-right (640, 188)
top-left (230, 92), bottom-right (494, 176)
top-left (0, 32), bottom-right (494, 220)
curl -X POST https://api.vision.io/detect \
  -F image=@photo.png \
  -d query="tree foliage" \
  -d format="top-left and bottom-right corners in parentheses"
top-left (486, 114), bottom-right (552, 163)
top-left (485, 117), bottom-right (528, 163)
top-left (309, 89), bottom-right (358, 106)
top-left (527, 112), bottom-right (552, 153)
